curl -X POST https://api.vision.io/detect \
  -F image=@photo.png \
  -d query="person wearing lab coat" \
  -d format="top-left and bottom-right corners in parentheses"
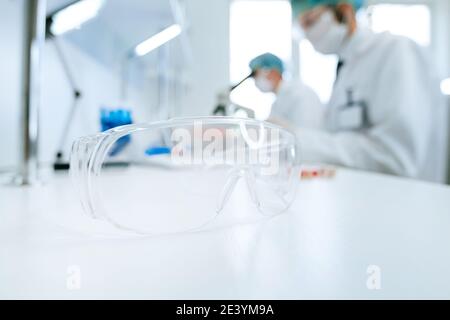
top-left (290, 0), bottom-right (448, 183)
top-left (249, 53), bottom-right (324, 129)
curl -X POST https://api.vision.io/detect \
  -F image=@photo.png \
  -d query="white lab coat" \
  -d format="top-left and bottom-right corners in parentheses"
top-left (271, 80), bottom-right (324, 129)
top-left (296, 28), bottom-right (448, 183)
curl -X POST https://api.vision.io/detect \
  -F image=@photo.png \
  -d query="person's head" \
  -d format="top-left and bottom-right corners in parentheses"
top-left (291, 0), bottom-right (364, 54)
top-left (249, 53), bottom-right (284, 93)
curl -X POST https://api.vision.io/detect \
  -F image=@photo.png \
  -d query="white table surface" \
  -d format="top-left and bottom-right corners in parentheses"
top-left (1, 168), bottom-right (450, 299)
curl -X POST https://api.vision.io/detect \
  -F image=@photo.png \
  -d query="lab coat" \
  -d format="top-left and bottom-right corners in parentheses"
top-left (270, 80), bottom-right (324, 129)
top-left (296, 28), bottom-right (448, 183)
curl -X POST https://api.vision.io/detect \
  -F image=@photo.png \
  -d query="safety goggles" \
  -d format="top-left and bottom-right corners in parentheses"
top-left (70, 117), bottom-right (299, 235)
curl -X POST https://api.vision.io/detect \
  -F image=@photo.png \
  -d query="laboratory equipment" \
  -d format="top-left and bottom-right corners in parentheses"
top-left (47, 1), bottom-right (105, 171)
top-left (100, 108), bottom-right (133, 156)
top-left (212, 72), bottom-right (256, 117)
top-left (51, 39), bottom-right (83, 171)
top-left (70, 117), bottom-right (299, 235)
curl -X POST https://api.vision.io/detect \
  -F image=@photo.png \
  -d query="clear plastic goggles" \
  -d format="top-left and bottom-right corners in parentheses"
top-left (70, 117), bottom-right (299, 235)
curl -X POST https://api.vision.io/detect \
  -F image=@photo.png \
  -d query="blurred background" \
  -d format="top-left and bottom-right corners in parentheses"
top-left (0, 0), bottom-right (449, 180)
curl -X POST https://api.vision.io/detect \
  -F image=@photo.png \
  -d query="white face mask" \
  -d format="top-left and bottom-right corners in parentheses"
top-left (254, 74), bottom-right (274, 93)
top-left (303, 10), bottom-right (348, 55)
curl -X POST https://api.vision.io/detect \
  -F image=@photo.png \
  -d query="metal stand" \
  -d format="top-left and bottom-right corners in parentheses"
top-left (52, 39), bottom-right (83, 170)
top-left (16, 0), bottom-right (47, 185)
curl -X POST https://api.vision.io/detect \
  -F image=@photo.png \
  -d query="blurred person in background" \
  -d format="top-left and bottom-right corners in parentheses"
top-left (290, 0), bottom-right (448, 182)
top-left (249, 53), bottom-right (324, 129)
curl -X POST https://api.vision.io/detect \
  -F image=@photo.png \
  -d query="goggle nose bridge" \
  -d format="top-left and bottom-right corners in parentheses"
top-left (215, 167), bottom-right (261, 214)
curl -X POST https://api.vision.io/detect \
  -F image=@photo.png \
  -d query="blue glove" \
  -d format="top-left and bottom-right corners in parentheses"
top-left (100, 108), bottom-right (133, 156)
top-left (145, 146), bottom-right (171, 156)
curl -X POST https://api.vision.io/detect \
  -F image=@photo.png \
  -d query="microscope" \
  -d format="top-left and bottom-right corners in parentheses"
top-left (212, 72), bottom-right (256, 118)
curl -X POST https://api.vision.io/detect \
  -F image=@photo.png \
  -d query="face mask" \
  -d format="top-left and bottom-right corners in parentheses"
top-left (303, 10), bottom-right (348, 55)
top-left (254, 75), bottom-right (274, 93)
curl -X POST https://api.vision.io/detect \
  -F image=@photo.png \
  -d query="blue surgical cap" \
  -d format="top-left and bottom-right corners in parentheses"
top-left (249, 53), bottom-right (285, 74)
top-left (291, 0), bottom-right (365, 17)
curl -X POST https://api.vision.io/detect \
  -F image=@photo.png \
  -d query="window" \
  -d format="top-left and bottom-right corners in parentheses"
top-left (368, 4), bottom-right (431, 47)
top-left (229, 0), bottom-right (292, 119)
top-left (299, 40), bottom-right (338, 104)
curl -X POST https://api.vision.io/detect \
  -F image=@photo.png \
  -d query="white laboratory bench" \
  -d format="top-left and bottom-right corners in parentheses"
top-left (1, 168), bottom-right (450, 299)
